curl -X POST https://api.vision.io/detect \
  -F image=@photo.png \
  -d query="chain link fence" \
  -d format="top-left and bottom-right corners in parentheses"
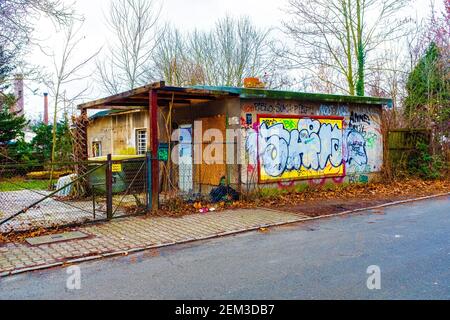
top-left (0, 156), bottom-right (149, 234)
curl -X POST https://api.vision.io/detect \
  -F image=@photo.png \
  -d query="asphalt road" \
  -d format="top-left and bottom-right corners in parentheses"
top-left (0, 196), bottom-right (449, 300)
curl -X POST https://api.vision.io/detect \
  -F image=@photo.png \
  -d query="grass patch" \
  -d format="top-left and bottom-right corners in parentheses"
top-left (258, 187), bottom-right (288, 199)
top-left (0, 179), bottom-right (50, 192)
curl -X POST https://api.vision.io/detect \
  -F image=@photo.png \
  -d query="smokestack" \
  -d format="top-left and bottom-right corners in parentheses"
top-left (43, 93), bottom-right (49, 125)
top-left (13, 75), bottom-right (24, 116)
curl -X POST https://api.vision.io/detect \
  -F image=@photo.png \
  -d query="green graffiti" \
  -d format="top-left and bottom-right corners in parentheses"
top-left (364, 133), bottom-right (378, 149)
top-left (359, 175), bottom-right (369, 183)
top-left (281, 119), bottom-right (297, 131)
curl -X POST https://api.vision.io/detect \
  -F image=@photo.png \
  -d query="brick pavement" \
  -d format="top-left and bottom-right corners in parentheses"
top-left (0, 208), bottom-right (305, 276)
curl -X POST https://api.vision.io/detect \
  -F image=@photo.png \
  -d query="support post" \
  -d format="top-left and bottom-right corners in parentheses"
top-left (146, 151), bottom-right (152, 211)
top-left (106, 154), bottom-right (113, 220)
top-left (149, 90), bottom-right (159, 211)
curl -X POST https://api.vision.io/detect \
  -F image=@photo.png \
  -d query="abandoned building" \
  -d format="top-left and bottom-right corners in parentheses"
top-left (78, 81), bottom-right (392, 204)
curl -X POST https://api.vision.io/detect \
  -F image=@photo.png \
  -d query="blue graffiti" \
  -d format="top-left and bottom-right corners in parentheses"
top-left (246, 119), bottom-right (369, 178)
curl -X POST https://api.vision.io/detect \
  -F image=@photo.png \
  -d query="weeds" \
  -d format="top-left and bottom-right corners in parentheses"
top-left (408, 142), bottom-right (445, 180)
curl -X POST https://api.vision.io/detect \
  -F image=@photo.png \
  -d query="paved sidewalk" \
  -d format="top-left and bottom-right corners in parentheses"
top-left (0, 208), bottom-right (304, 276)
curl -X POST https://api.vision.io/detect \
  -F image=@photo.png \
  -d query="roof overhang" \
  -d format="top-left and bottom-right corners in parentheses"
top-left (78, 81), bottom-right (393, 111)
top-left (78, 81), bottom-right (239, 110)
top-left (193, 86), bottom-right (393, 107)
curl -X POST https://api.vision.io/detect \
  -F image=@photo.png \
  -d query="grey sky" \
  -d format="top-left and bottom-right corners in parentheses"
top-left (22, 0), bottom-right (443, 121)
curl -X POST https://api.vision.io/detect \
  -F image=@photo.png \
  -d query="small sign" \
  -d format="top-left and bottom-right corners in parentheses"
top-left (158, 143), bottom-right (169, 162)
top-left (112, 163), bottom-right (122, 172)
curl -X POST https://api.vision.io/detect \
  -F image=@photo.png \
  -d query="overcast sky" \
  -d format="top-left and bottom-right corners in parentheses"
top-left (22, 0), bottom-right (444, 121)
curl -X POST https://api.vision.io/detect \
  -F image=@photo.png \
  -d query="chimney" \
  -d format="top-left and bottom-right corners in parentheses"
top-left (13, 75), bottom-right (24, 116)
top-left (43, 93), bottom-right (49, 125)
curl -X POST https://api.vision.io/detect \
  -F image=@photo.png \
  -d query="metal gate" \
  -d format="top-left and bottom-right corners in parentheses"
top-left (0, 155), bottom-right (151, 234)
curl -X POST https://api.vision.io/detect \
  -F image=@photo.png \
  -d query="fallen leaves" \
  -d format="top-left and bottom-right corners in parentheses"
top-left (0, 226), bottom-right (75, 244)
top-left (2, 178), bottom-right (448, 243)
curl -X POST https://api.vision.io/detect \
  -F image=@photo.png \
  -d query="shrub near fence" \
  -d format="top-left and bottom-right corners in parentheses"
top-left (388, 129), bottom-right (432, 177)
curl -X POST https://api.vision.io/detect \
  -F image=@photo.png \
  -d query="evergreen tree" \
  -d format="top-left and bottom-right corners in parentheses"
top-left (56, 117), bottom-right (73, 162)
top-left (403, 42), bottom-right (449, 126)
top-left (31, 120), bottom-right (72, 162)
top-left (0, 94), bottom-right (28, 146)
top-left (31, 123), bottom-right (53, 161)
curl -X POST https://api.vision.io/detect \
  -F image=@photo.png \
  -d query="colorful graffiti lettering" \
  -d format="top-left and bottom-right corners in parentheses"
top-left (244, 116), bottom-right (372, 182)
top-left (256, 117), bottom-right (346, 181)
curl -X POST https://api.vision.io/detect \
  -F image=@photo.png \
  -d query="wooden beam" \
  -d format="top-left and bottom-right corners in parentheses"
top-left (78, 81), bottom-right (164, 110)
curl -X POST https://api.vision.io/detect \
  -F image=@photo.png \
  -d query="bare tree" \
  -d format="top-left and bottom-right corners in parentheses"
top-left (97, 0), bottom-right (162, 94)
top-left (44, 22), bottom-right (100, 185)
top-left (0, 0), bottom-right (74, 89)
top-left (282, 0), bottom-right (411, 96)
top-left (207, 15), bottom-right (279, 87)
top-left (152, 25), bottom-right (204, 87)
top-left (154, 16), bottom-right (283, 88)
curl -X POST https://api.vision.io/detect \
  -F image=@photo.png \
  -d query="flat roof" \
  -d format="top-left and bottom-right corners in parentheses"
top-left (192, 85), bottom-right (393, 106)
top-left (78, 81), bottom-right (393, 110)
top-left (78, 81), bottom-right (238, 110)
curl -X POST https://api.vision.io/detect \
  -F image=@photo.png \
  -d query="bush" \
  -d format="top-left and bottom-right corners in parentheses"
top-left (407, 142), bottom-right (444, 180)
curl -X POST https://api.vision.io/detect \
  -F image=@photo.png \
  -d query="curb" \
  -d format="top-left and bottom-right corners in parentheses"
top-left (1, 192), bottom-right (448, 278)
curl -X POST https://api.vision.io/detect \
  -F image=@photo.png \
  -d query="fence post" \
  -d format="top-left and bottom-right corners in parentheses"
top-left (146, 151), bottom-right (152, 211)
top-left (106, 154), bottom-right (113, 220)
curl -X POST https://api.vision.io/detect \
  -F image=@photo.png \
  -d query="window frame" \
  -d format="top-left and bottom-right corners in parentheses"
top-left (135, 128), bottom-right (148, 155)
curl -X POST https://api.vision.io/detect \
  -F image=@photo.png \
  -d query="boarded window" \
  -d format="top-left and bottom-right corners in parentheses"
top-left (136, 129), bottom-right (147, 155)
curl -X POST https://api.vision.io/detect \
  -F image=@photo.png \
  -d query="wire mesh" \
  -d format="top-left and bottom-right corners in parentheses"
top-left (0, 157), bottom-right (149, 234)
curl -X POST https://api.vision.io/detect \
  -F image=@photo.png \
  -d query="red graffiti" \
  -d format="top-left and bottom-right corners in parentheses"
top-left (242, 104), bottom-right (256, 113)
top-left (277, 181), bottom-right (295, 189)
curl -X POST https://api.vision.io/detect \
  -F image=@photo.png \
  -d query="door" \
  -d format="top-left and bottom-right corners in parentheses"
top-left (179, 125), bottom-right (193, 193)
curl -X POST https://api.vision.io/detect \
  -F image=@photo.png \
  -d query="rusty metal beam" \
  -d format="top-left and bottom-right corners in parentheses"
top-left (149, 89), bottom-right (159, 211)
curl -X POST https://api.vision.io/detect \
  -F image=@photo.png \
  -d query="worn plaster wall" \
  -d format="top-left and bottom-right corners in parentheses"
top-left (87, 111), bottom-right (149, 158)
top-left (240, 99), bottom-right (383, 190)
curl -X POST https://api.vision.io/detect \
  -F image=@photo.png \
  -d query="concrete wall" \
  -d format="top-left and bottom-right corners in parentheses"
top-left (87, 97), bottom-right (384, 193)
top-left (87, 110), bottom-right (149, 158)
top-left (239, 99), bottom-right (383, 191)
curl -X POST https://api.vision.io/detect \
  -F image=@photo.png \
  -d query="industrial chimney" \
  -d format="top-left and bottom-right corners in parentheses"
top-left (43, 93), bottom-right (49, 125)
top-left (13, 75), bottom-right (24, 116)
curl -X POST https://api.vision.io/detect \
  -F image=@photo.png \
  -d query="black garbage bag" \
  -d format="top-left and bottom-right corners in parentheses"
top-left (210, 185), bottom-right (240, 203)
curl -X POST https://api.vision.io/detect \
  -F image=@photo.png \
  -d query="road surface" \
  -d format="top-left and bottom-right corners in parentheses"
top-left (0, 196), bottom-right (449, 300)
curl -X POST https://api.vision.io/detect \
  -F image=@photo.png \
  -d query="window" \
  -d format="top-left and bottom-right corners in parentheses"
top-left (92, 141), bottom-right (102, 157)
top-left (136, 129), bottom-right (147, 155)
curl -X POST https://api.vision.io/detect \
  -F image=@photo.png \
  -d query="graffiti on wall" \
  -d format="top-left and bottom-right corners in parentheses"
top-left (246, 116), bottom-right (353, 182)
top-left (245, 116), bottom-right (373, 182)
top-left (242, 102), bottom-right (383, 185)
top-left (243, 102), bottom-right (310, 115)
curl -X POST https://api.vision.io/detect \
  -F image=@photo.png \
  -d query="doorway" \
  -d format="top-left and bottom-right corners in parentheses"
top-left (178, 124), bottom-right (193, 193)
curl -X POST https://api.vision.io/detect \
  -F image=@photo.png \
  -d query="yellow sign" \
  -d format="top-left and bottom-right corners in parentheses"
top-left (112, 163), bottom-right (123, 173)
top-left (258, 116), bottom-right (345, 182)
